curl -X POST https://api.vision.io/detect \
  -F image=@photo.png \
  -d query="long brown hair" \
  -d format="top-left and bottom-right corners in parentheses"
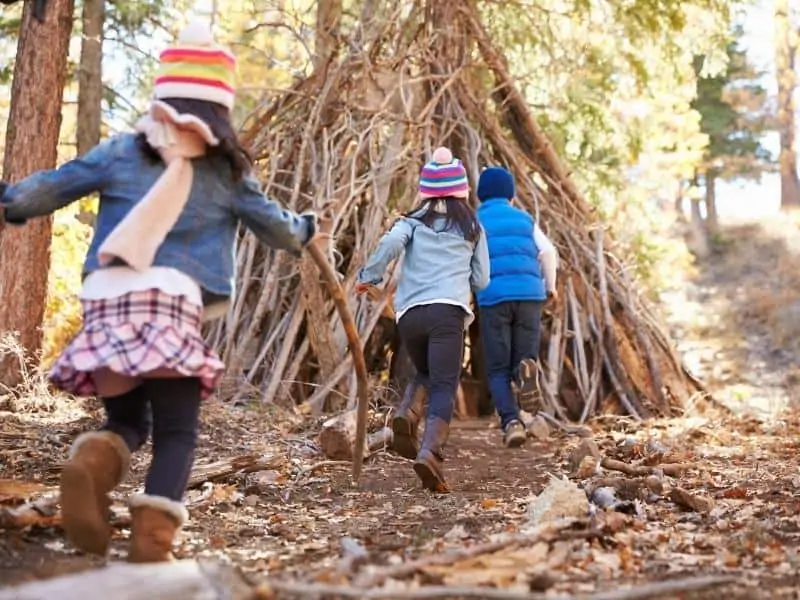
top-left (404, 197), bottom-right (481, 243)
top-left (136, 97), bottom-right (253, 181)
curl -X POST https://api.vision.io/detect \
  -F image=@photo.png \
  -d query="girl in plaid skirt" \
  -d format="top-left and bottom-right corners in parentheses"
top-left (0, 22), bottom-right (316, 562)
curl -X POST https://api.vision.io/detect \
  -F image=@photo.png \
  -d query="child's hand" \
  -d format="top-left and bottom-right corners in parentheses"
top-left (548, 289), bottom-right (559, 303)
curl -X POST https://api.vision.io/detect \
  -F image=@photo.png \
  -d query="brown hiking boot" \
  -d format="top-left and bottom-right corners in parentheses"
top-left (518, 358), bottom-right (543, 414)
top-left (60, 431), bottom-right (130, 556)
top-left (128, 494), bottom-right (188, 563)
top-left (413, 416), bottom-right (450, 493)
top-left (503, 419), bottom-right (527, 448)
top-left (392, 380), bottom-right (427, 459)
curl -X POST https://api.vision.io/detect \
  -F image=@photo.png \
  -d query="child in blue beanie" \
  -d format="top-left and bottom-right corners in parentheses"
top-left (475, 166), bottom-right (557, 447)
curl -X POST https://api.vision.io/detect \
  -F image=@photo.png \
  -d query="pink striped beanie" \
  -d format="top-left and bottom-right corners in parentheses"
top-left (419, 147), bottom-right (470, 200)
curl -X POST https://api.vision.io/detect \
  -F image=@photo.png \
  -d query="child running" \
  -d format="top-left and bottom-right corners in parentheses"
top-left (475, 166), bottom-right (558, 448)
top-left (355, 147), bottom-right (490, 491)
top-left (0, 22), bottom-right (316, 562)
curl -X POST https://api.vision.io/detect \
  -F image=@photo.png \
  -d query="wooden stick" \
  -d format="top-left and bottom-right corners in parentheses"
top-left (600, 458), bottom-right (694, 478)
top-left (261, 574), bottom-right (736, 600)
top-left (305, 237), bottom-right (371, 483)
top-left (352, 520), bottom-right (574, 589)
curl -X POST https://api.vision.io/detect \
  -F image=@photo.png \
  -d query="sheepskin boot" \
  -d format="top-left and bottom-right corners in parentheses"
top-left (128, 493), bottom-right (189, 563)
top-left (60, 431), bottom-right (130, 555)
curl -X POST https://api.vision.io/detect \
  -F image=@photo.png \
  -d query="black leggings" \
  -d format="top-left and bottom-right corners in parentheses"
top-left (101, 378), bottom-right (201, 501)
top-left (397, 304), bottom-right (465, 423)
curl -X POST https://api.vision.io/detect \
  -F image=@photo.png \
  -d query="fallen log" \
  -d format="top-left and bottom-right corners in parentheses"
top-left (0, 557), bottom-right (738, 600)
top-left (319, 409), bottom-right (393, 461)
top-left (0, 560), bottom-right (253, 600)
top-left (0, 493), bottom-right (60, 530)
top-left (187, 453), bottom-right (286, 489)
top-left (258, 574), bottom-right (738, 600)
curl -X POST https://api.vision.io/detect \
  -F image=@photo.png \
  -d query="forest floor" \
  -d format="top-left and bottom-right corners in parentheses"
top-left (1, 217), bottom-right (800, 599)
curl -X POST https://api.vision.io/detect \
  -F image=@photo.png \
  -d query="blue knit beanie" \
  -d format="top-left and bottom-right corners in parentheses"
top-left (477, 167), bottom-right (515, 202)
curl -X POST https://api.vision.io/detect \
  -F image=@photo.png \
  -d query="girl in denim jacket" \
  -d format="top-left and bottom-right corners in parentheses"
top-left (0, 23), bottom-right (315, 562)
top-left (356, 147), bottom-right (490, 492)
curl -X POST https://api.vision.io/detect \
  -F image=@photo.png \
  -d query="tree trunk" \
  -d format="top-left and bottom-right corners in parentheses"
top-left (76, 0), bottom-right (103, 157)
top-left (774, 0), bottom-right (800, 210)
top-left (688, 197), bottom-right (710, 259)
top-left (0, 0), bottom-right (75, 387)
top-left (704, 171), bottom-right (719, 236)
top-left (75, 0), bottom-right (104, 227)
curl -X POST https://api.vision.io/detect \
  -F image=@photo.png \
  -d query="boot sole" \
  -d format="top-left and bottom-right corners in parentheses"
top-left (413, 460), bottom-right (449, 493)
top-left (391, 415), bottom-right (419, 460)
top-left (504, 432), bottom-right (527, 448)
top-left (60, 464), bottom-right (111, 556)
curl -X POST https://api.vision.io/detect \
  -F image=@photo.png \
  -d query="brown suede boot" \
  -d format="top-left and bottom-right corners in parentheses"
top-left (60, 431), bottom-right (130, 556)
top-left (413, 416), bottom-right (450, 493)
top-left (128, 494), bottom-right (188, 563)
top-left (391, 381), bottom-right (427, 459)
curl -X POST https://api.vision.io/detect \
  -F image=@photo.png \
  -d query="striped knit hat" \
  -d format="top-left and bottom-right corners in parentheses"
top-left (154, 21), bottom-right (236, 110)
top-left (419, 147), bottom-right (470, 199)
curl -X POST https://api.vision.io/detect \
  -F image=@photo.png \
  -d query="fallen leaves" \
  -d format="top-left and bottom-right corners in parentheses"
top-left (2, 402), bottom-right (800, 598)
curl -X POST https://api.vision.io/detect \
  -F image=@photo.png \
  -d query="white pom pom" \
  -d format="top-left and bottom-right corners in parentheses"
top-left (432, 146), bottom-right (453, 165)
top-left (178, 20), bottom-right (214, 46)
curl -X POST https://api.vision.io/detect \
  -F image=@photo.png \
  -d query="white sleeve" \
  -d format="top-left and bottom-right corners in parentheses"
top-left (533, 223), bottom-right (557, 293)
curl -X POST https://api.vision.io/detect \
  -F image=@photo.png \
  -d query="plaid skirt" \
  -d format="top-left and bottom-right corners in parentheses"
top-left (49, 289), bottom-right (224, 399)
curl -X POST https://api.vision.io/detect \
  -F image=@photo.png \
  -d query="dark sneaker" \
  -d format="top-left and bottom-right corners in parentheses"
top-left (518, 358), bottom-right (542, 414)
top-left (503, 419), bottom-right (527, 448)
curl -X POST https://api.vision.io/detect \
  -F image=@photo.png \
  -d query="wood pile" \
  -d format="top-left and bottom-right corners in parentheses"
top-left (204, 0), bottom-right (706, 422)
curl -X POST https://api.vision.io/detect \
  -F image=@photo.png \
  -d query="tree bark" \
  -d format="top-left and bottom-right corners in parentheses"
top-left (76, 0), bottom-right (103, 157)
top-left (75, 0), bottom-right (104, 227)
top-left (704, 171), bottom-right (719, 236)
top-left (0, 0), bottom-right (75, 386)
top-left (688, 197), bottom-right (710, 259)
top-left (774, 0), bottom-right (800, 210)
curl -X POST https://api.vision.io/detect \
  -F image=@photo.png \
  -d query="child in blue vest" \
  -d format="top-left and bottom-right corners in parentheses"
top-left (0, 22), bottom-right (316, 561)
top-left (356, 147), bottom-right (490, 491)
top-left (475, 167), bottom-right (558, 448)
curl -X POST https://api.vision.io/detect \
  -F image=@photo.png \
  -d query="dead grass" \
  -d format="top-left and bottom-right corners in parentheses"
top-left (712, 217), bottom-right (800, 353)
top-left (0, 333), bottom-right (85, 418)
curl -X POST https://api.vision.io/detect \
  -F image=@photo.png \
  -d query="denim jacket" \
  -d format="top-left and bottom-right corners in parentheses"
top-left (357, 213), bottom-right (490, 319)
top-left (0, 133), bottom-right (314, 305)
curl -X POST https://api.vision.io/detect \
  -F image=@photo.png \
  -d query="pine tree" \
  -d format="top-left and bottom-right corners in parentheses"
top-left (0, 0), bottom-right (75, 386)
top-left (691, 25), bottom-right (773, 237)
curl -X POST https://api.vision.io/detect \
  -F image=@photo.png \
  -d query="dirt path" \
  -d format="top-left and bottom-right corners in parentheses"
top-left (661, 217), bottom-right (800, 417)
top-left (2, 219), bottom-right (800, 598)
top-left (3, 396), bottom-right (800, 598)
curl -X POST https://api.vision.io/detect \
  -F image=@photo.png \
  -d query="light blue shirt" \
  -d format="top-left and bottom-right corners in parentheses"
top-left (357, 213), bottom-right (490, 321)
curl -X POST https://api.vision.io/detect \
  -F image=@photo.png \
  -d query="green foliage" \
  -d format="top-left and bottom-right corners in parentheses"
top-left (691, 24), bottom-right (774, 181)
top-left (476, 0), bottom-right (734, 292)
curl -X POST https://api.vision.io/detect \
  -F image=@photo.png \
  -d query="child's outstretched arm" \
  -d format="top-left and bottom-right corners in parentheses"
top-left (233, 176), bottom-right (316, 256)
top-left (534, 223), bottom-right (558, 294)
top-left (357, 219), bottom-right (414, 285)
top-left (471, 225), bottom-right (491, 291)
top-left (0, 138), bottom-right (116, 224)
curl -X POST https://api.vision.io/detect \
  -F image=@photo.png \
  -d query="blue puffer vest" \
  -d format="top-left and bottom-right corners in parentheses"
top-left (476, 197), bottom-right (546, 306)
